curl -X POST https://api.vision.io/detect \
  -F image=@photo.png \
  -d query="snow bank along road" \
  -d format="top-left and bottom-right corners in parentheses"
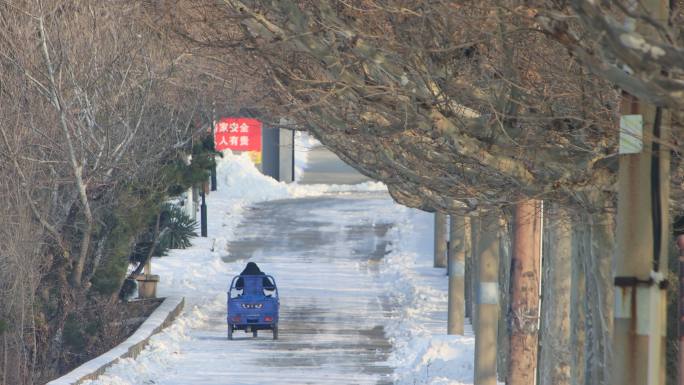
top-left (83, 153), bottom-right (475, 385)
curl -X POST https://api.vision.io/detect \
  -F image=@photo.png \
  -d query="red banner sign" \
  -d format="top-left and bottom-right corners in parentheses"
top-left (214, 117), bottom-right (262, 152)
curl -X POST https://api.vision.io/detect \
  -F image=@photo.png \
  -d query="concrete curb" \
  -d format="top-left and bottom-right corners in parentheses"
top-left (46, 296), bottom-right (185, 385)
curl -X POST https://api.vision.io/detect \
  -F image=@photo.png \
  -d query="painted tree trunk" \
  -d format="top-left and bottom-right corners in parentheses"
top-left (448, 215), bottom-right (466, 335)
top-left (474, 213), bottom-right (500, 385)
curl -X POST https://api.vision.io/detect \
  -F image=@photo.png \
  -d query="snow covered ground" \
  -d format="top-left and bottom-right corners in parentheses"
top-left (82, 149), bottom-right (475, 385)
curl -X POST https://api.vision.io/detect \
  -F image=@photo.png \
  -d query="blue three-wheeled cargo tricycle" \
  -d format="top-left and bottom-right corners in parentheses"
top-left (227, 274), bottom-right (279, 340)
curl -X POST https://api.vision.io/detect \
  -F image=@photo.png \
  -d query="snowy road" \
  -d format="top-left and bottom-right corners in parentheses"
top-left (213, 194), bottom-right (396, 384)
top-left (83, 151), bottom-right (474, 385)
top-left (297, 145), bottom-right (371, 185)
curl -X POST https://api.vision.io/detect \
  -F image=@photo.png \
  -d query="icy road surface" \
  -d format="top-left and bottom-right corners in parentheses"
top-left (216, 194), bottom-right (396, 384)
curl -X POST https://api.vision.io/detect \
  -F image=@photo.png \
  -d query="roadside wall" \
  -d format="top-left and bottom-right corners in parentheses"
top-left (46, 296), bottom-right (185, 385)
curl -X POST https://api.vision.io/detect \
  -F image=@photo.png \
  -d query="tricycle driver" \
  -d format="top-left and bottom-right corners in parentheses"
top-left (235, 262), bottom-right (275, 292)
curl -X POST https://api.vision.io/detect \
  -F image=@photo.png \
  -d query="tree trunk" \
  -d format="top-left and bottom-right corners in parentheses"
top-left (508, 200), bottom-right (542, 385)
top-left (571, 217), bottom-right (586, 385)
top-left (37, 17), bottom-right (95, 288)
top-left (474, 212), bottom-right (500, 385)
top-left (71, 220), bottom-right (94, 287)
top-left (471, 216), bottom-right (481, 331)
top-left (448, 215), bottom-right (466, 335)
top-left (587, 212), bottom-right (615, 385)
top-left (435, 211), bottom-right (447, 268)
top-left (133, 211), bottom-right (162, 277)
top-left (539, 204), bottom-right (572, 385)
top-left (498, 215), bottom-right (512, 383)
top-left (465, 216), bottom-right (473, 321)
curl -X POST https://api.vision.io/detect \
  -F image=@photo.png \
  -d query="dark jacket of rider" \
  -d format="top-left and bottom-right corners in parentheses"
top-left (235, 262), bottom-right (275, 290)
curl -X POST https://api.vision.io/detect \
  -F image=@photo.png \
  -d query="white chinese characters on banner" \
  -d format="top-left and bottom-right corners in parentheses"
top-left (214, 117), bottom-right (261, 152)
top-left (222, 135), bottom-right (252, 147)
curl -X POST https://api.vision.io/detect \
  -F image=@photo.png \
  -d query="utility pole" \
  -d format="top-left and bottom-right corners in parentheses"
top-left (434, 211), bottom-right (447, 268)
top-left (448, 215), bottom-right (466, 335)
top-left (613, 2), bottom-right (670, 383)
top-left (508, 200), bottom-right (542, 385)
top-left (474, 212), bottom-right (500, 385)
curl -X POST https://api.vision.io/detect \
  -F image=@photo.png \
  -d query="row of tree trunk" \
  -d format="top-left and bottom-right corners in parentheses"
top-left (436, 202), bottom-right (620, 385)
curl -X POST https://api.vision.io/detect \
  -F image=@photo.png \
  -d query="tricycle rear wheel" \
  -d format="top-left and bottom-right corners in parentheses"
top-left (273, 325), bottom-right (278, 340)
top-left (252, 329), bottom-right (258, 338)
top-left (227, 325), bottom-right (233, 340)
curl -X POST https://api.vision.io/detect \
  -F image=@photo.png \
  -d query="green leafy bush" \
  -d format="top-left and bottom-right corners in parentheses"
top-left (157, 204), bottom-right (197, 251)
top-left (128, 203), bottom-right (197, 264)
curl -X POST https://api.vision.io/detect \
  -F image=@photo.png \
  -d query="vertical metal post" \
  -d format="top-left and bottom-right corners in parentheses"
top-left (474, 213), bottom-right (500, 385)
top-left (434, 211), bottom-right (447, 268)
top-left (211, 161), bottom-right (217, 191)
top-left (200, 189), bottom-right (207, 237)
top-left (448, 215), bottom-right (466, 335)
top-left (262, 127), bottom-right (280, 180)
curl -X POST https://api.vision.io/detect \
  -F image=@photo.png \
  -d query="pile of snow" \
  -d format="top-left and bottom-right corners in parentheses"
top-left (217, 150), bottom-right (385, 200)
top-left (80, 304), bottom-right (217, 385)
top-left (294, 131), bottom-right (321, 179)
top-left (215, 151), bottom-right (291, 202)
top-left (379, 208), bottom-right (476, 385)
